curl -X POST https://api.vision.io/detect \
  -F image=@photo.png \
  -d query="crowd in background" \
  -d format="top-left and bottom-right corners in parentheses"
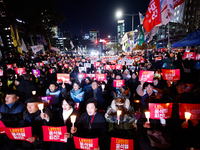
top-left (0, 49), bottom-right (200, 150)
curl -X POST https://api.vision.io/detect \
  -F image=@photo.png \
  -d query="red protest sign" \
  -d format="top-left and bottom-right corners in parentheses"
top-left (140, 58), bottom-right (145, 63)
top-left (95, 74), bottom-right (106, 82)
top-left (15, 68), bottom-right (26, 75)
top-left (64, 63), bottom-right (69, 69)
top-left (184, 52), bottom-right (195, 59)
top-left (0, 121), bottom-right (5, 134)
top-left (57, 73), bottom-right (70, 83)
top-left (149, 103), bottom-right (173, 119)
top-left (113, 80), bottom-right (125, 88)
top-left (101, 59), bottom-right (106, 64)
top-left (58, 62), bottom-right (63, 66)
top-left (155, 57), bottom-right (162, 62)
top-left (49, 69), bottom-right (54, 74)
top-left (110, 60), bottom-right (116, 64)
top-left (73, 136), bottom-right (98, 150)
top-left (162, 69), bottom-right (180, 81)
top-left (195, 54), bottom-right (200, 60)
top-left (143, 0), bottom-right (161, 33)
top-left (94, 62), bottom-right (101, 67)
top-left (139, 70), bottom-right (154, 83)
top-left (105, 65), bottom-right (111, 70)
top-left (42, 126), bottom-right (67, 143)
top-left (0, 70), bottom-right (3, 76)
top-left (85, 74), bottom-right (96, 80)
top-left (37, 62), bottom-right (44, 66)
top-left (5, 127), bottom-right (32, 141)
top-left (185, 83), bottom-right (194, 93)
top-left (110, 137), bottom-right (134, 150)
top-left (179, 103), bottom-right (200, 120)
top-left (6, 64), bottom-right (13, 69)
top-left (115, 64), bottom-right (122, 70)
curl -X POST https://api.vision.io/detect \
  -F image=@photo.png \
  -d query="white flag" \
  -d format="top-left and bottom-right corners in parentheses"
top-left (139, 12), bottom-right (144, 25)
top-left (120, 33), bottom-right (128, 45)
top-left (70, 41), bottom-right (74, 49)
top-left (31, 45), bottom-right (43, 54)
top-left (50, 47), bottom-right (60, 52)
top-left (21, 39), bottom-right (28, 53)
top-left (160, 0), bottom-right (174, 25)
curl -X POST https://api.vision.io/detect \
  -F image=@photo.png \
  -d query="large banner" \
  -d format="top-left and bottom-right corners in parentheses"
top-left (113, 80), bottom-right (125, 88)
top-left (73, 136), bottom-right (98, 150)
top-left (179, 103), bottom-right (200, 120)
top-left (110, 137), bottom-right (134, 150)
top-left (139, 70), bottom-right (154, 83)
top-left (57, 74), bottom-right (70, 83)
top-left (162, 69), bottom-right (180, 81)
top-left (115, 64), bottom-right (122, 70)
top-left (149, 103), bottom-right (173, 119)
top-left (42, 126), bottom-right (67, 143)
top-left (5, 127), bottom-right (32, 141)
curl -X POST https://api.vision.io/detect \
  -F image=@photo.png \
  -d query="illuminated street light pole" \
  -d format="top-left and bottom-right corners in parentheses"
top-left (116, 10), bottom-right (145, 31)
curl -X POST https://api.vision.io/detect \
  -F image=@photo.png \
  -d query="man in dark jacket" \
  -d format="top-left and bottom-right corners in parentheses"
top-left (0, 90), bottom-right (25, 150)
top-left (71, 98), bottom-right (109, 149)
top-left (0, 97), bottom-right (52, 150)
top-left (84, 80), bottom-right (107, 110)
top-left (16, 74), bottom-right (37, 102)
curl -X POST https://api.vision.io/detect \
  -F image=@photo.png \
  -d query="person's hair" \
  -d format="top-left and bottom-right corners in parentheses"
top-left (85, 98), bottom-right (98, 108)
top-left (115, 97), bottom-right (126, 104)
top-left (176, 82), bottom-right (187, 88)
top-left (73, 80), bottom-right (81, 88)
top-left (49, 81), bottom-right (58, 87)
top-left (143, 82), bottom-right (154, 88)
top-left (23, 74), bottom-right (31, 80)
top-left (5, 90), bottom-right (20, 97)
top-left (62, 97), bottom-right (75, 107)
top-left (92, 80), bottom-right (98, 85)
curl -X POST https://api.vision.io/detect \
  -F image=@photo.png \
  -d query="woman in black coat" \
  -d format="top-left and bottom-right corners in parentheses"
top-left (71, 98), bottom-right (109, 150)
top-left (49, 97), bottom-right (80, 150)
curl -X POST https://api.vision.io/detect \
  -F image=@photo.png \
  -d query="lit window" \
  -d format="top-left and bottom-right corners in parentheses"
top-left (174, 12), bottom-right (176, 16)
top-left (190, 0), bottom-right (192, 3)
top-left (7, 35), bottom-right (9, 37)
top-left (189, 7), bottom-right (191, 10)
top-left (177, 10), bottom-right (179, 14)
top-left (177, 17), bottom-right (179, 21)
top-left (4, 28), bottom-right (7, 30)
top-left (187, 22), bottom-right (189, 25)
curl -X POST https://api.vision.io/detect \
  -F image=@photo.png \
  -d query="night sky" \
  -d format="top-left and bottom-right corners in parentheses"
top-left (54, 0), bottom-right (150, 38)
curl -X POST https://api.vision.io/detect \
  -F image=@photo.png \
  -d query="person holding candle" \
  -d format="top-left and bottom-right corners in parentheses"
top-left (105, 93), bottom-right (135, 139)
top-left (49, 97), bottom-right (80, 150)
top-left (0, 97), bottom-right (52, 149)
top-left (71, 98), bottom-right (109, 150)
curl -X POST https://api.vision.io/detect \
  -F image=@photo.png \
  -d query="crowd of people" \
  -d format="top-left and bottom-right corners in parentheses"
top-left (0, 49), bottom-right (200, 150)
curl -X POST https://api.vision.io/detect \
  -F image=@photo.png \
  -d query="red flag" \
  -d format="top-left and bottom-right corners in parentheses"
top-left (173, 0), bottom-right (184, 8)
top-left (143, 0), bottom-right (161, 33)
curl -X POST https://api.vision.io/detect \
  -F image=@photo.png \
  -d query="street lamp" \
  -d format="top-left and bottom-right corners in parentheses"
top-left (116, 10), bottom-right (145, 32)
top-left (116, 10), bottom-right (134, 31)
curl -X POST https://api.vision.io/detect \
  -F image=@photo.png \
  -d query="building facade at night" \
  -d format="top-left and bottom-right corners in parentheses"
top-left (117, 20), bottom-right (125, 44)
